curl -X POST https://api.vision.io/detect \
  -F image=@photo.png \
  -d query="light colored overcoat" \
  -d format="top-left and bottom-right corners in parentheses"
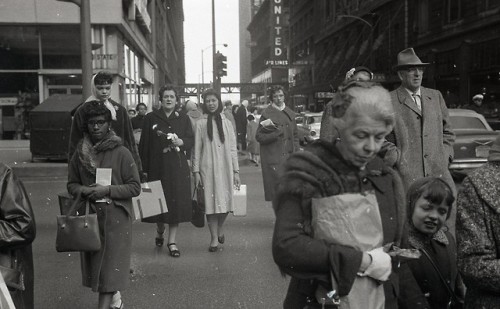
top-left (387, 86), bottom-right (455, 193)
top-left (192, 114), bottom-right (239, 214)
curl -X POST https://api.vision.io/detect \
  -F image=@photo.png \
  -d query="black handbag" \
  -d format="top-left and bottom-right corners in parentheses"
top-left (191, 183), bottom-right (205, 228)
top-left (56, 193), bottom-right (101, 252)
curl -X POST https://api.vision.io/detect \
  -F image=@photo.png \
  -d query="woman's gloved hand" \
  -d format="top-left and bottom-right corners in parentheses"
top-left (360, 247), bottom-right (392, 281)
top-left (87, 184), bottom-right (110, 201)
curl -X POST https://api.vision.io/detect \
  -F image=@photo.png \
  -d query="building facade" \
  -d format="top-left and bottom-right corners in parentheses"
top-left (0, 0), bottom-right (185, 139)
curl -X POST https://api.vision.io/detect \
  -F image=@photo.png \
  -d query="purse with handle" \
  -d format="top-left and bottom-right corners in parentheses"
top-left (56, 193), bottom-right (101, 252)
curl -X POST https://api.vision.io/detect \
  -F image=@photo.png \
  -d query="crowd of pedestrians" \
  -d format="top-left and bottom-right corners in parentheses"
top-left (2, 46), bottom-right (500, 309)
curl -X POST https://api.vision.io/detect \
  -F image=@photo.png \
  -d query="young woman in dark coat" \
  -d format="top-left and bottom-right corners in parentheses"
top-left (400, 177), bottom-right (465, 309)
top-left (272, 81), bottom-right (410, 309)
top-left (138, 85), bottom-right (194, 257)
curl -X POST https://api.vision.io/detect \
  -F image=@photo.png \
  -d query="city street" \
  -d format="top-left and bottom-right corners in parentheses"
top-left (23, 161), bottom-right (289, 309)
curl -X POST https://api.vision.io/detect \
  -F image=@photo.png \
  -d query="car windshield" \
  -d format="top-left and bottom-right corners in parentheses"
top-left (450, 116), bottom-right (487, 130)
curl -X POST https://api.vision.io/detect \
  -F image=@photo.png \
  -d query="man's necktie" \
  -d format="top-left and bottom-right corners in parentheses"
top-left (412, 93), bottom-right (421, 111)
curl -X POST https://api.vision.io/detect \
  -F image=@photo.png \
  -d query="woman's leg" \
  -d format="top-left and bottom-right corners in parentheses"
top-left (98, 292), bottom-right (114, 309)
top-left (206, 214), bottom-right (219, 247)
top-left (217, 213), bottom-right (229, 238)
top-left (155, 222), bottom-right (165, 246)
top-left (167, 223), bottom-right (178, 244)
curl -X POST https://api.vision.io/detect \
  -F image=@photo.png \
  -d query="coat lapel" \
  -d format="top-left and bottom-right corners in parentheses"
top-left (397, 86), bottom-right (422, 116)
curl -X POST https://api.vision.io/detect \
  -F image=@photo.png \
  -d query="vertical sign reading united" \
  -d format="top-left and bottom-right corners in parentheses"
top-left (266, 0), bottom-right (288, 67)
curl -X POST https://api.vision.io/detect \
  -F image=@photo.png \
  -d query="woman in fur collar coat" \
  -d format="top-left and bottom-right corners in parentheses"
top-left (272, 81), bottom-right (407, 309)
top-left (457, 135), bottom-right (500, 308)
top-left (67, 101), bottom-right (140, 309)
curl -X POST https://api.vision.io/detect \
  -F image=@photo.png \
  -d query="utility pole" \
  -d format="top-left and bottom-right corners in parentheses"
top-left (57, 0), bottom-right (92, 99)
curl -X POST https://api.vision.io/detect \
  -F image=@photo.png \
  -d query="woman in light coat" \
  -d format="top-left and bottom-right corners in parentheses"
top-left (68, 101), bottom-right (140, 309)
top-left (192, 89), bottom-right (240, 252)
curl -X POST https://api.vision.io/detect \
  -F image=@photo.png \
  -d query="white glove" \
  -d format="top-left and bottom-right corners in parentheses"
top-left (361, 247), bottom-right (392, 281)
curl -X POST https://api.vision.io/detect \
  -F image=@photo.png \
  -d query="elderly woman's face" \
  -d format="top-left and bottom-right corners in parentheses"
top-left (161, 90), bottom-right (177, 112)
top-left (337, 115), bottom-right (391, 168)
top-left (87, 115), bottom-right (110, 143)
top-left (272, 90), bottom-right (285, 106)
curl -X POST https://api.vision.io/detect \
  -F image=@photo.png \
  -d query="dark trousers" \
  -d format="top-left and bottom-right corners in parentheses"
top-left (237, 132), bottom-right (247, 151)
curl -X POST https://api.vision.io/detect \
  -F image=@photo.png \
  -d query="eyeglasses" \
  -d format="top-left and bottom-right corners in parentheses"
top-left (88, 120), bottom-right (107, 127)
top-left (406, 67), bottom-right (426, 74)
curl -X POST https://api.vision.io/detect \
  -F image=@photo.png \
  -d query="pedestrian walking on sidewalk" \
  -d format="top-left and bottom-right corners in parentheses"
top-left (0, 163), bottom-right (36, 309)
top-left (67, 101), bottom-right (141, 309)
top-left (138, 85), bottom-right (194, 257)
top-left (192, 89), bottom-right (240, 252)
top-left (246, 114), bottom-right (260, 166)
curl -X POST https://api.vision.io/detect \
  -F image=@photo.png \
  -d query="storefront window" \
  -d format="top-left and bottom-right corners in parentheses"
top-left (40, 25), bottom-right (81, 69)
top-left (0, 26), bottom-right (40, 70)
top-left (123, 44), bottom-right (140, 109)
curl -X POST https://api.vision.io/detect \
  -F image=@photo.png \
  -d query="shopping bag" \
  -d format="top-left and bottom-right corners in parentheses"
top-left (191, 183), bottom-right (205, 228)
top-left (132, 181), bottom-right (168, 221)
top-left (56, 196), bottom-right (101, 252)
top-left (233, 184), bottom-right (247, 216)
top-left (311, 192), bottom-right (385, 309)
top-left (0, 272), bottom-right (15, 309)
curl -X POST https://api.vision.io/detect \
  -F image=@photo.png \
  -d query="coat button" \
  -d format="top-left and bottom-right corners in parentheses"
top-left (362, 177), bottom-right (368, 184)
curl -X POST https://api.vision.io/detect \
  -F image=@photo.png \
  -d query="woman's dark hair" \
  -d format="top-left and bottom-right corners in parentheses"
top-left (81, 100), bottom-right (112, 133)
top-left (159, 85), bottom-right (178, 102)
top-left (136, 102), bottom-right (147, 111)
top-left (247, 114), bottom-right (255, 121)
top-left (268, 85), bottom-right (286, 102)
top-left (202, 88), bottom-right (225, 143)
top-left (407, 177), bottom-right (455, 220)
top-left (93, 71), bottom-right (113, 85)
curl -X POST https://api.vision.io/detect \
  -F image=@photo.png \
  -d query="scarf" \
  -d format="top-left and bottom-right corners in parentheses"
top-left (77, 130), bottom-right (122, 177)
top-left (407, 224), bottom-right (449, 251)
top-left (207, 112), bottom-right (225, 143)
top-left (85, 75), bottom-right (117, 120)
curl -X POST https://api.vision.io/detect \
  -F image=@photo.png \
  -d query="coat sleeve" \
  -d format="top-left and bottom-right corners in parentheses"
top-left (292, 117), bottom-right (300, 151)
top-left (227, 120), bottom-right (239, 172)
top-left (0, 165), bottom-right (36, 249)
top-left (256, 115), bottom-right (283, 145)
top-left (109, 148), bottom-right (141, 199)
top-left (457, 177), bottom-right (500, 294)
top-left (272, 195), bottom-right (363, 296)
top-left (439, 91), bottom-right (455, 163)
top-left (67, 151), bottom-right (86, 196)
top-left (179, 115), bottom-right (194, 153)
top-left (192, 121), bottom-right (203, 174)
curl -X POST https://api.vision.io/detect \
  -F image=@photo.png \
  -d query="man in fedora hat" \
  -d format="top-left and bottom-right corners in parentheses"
top-left (384, 47), bottom-right (457, 229)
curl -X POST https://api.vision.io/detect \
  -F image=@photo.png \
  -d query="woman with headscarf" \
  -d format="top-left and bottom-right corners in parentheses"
top-left (67, 100), bottom-right (140, 309)
top-left (138, 85), bottom-right (193, 257)
top-left (192, 89), bottom-right (240, 252)
top-left (272, 81), bottom-right (409, 309)
top-left (69, 71), bottom-right (142, 173)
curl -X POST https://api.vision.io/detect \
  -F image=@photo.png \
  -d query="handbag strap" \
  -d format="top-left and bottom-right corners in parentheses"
top-left (420, 247), bottom-right (460, 304)
top-left (67, 191), bottom-right (90, 217)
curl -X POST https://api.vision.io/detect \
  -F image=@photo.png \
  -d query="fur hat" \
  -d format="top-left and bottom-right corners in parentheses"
top-left (472, 94), bottom-right (484, 100)
top-left (393, 48), bottom-right (429, 70)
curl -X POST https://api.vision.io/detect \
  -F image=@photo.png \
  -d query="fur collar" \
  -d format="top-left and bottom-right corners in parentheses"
top-left (77, 130), bottom-right (122, 176)
top-left (408, 225), bottom-right (449, 249)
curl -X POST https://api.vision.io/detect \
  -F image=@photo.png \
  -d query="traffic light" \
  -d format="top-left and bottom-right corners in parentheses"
top-left (215, 52), bottom-right (227, 78)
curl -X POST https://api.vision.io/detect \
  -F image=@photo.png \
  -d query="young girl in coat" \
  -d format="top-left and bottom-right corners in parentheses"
top-left (402, 177), bottom-right (465, 309)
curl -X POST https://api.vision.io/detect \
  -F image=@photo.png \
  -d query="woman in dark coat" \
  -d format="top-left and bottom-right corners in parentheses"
top-left (138, 85), bottom-right (193, 257)
top-left (67, 101), bottom-right (141, 309)
top-left (256, 85), bottom-right (300, 202)
top-left (0, 163), bottom-right (36, 309)
top-left (272, 81), bottom-right (408, 309)
top-left (457, 135), bottom-right (500, 308)
top-left (401, 177), bottom-right (465, 309)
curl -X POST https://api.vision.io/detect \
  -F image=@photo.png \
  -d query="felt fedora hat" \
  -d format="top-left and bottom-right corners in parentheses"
top-left (393, 48), bottom-right (429, 70)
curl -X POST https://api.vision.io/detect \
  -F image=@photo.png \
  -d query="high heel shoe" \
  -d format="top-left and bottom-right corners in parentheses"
top-left (167, 243), bottom-right (181, 257)
top-left (208, 245), bottom-right (219, 252)
top-left (218, 235), bottom-right (225, 244)
top-left (155, 229), bottom-right (164, 247)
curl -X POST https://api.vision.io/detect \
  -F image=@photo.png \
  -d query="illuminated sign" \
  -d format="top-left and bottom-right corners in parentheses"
top-left (269, 0), bottom-right (287, 66)
top-left (265, 60), bottom-right (289, 66)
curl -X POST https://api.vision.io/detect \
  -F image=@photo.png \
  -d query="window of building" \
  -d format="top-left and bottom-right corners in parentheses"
top-left (443, 0), bottom-right (462, 24)
top-left (123, 44), bottom-right (140, 109)
top-left (417, 0), bottom-right (429, 33)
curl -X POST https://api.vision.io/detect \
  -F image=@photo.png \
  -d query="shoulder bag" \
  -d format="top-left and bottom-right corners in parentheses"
top-left (191, 183), bottom-right (205, 228)
top-left (56, 193), bottom-right (101, 252)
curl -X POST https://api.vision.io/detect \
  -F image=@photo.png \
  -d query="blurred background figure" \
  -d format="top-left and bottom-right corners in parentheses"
top-left (235, 100), bottom-right (249, 153)
top-left (223, 100), bottom-right (237, 138)
top-left (127, 109), bottom-right (136, 119)
top-left (131, 103), bottom-right (148, 145)
top-left (185, 100), bottom-right (203, 132)
top-left (0, 163), bottom-right (36, 309)
top-left (246, 114), bottom-right (260, 166)
top-left (463, 94), bottom-right (489, 115)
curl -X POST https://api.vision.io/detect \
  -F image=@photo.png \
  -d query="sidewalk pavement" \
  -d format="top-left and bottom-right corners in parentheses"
top-left (0, 140), bottom-right (256, 180)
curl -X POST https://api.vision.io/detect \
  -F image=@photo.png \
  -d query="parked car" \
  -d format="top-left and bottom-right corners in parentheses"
top-left (448, 108), bottom-right (500, 180)
top-left (295, 112), bottom-right (323, 145)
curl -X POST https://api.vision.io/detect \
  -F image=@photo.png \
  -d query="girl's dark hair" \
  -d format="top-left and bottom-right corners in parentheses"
top-left (94, 71), bottom-right (113, 85)
top-left (202, 88), bottom-right (225, 143)
top-left (407, 177), bottom-right (455, 220)
top-left (159, 85), bottom-right (178, 102)
top-left (81, 100), bottom-right (112, 133)
top-left (247, 114), bottom-right (255, 121)
top-left (136, 102), bottom-right (147, 111)
top-left (268, 85), bottom-right (286, 102)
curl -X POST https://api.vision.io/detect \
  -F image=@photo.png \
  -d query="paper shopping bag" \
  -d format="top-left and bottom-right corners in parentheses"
top-left (0, 272), bottom-right (15, 309)
top-left (233, 185), bottom-right (247, 217)
top-left (132, 181), bottom-right (168, 220)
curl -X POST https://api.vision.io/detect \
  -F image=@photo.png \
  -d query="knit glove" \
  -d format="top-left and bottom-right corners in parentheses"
top-left (361, 247), bottom-right (392, 282)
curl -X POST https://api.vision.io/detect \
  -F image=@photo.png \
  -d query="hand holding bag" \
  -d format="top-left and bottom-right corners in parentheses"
top-left (56, 193), bottom-right (101, 252)
top-left (191, 183), bottom-right (205, 228)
